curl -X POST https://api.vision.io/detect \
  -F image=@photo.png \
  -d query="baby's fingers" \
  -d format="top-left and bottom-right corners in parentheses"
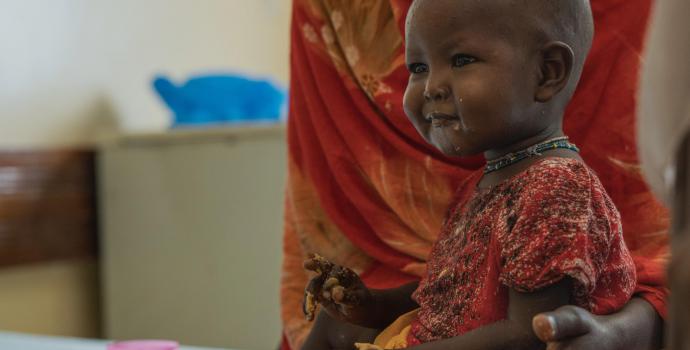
top-left (303, 257), bottom-right (320, 273)
top-left (321, 277), bottom-right (340, 300)
top-left (330, 286), bottom-right (358, 317)
top-left (331, 284), bottom-right (368, 312)
top-left (303, 291), bottom-right (317, 321)
top-left (317, 278), bottom-right (352, 309)
top-left (331, 285), bottom-right (346, 303)
top-left (303, 275), bottom-right (327, 321)
top-left (303, 253), bottom-right (334, 274)
top-left (330, 265), bottom-right (358, 284)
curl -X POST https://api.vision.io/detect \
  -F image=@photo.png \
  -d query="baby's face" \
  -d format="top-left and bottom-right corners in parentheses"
top-left (403, 0), bottom-right (545, 157)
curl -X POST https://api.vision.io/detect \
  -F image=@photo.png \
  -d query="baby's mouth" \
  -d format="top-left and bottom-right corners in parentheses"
top-left (426, 112), bottom-right (460, 128)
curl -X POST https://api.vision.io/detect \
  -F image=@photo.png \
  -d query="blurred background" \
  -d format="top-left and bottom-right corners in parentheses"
top-left (0, 1), bottom-right (291, 349)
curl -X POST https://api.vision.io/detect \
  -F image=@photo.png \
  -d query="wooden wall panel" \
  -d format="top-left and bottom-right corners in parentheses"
top-left (0, 150), bottom-right (97, 267)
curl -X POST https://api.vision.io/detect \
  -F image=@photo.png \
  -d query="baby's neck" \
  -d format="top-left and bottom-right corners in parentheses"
top-left (484, 128), bottom-right (565, 162)
top-left (478, 128), bottom-right (582, 189)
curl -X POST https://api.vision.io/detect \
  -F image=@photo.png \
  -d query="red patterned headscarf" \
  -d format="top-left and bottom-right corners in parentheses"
top-left (281, 1), bottom-right (669, 348)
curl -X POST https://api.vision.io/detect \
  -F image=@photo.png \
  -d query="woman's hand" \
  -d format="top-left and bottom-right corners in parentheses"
top-left (303, 254), bottom-right (375, 325)
top-left (532, 298), bottom-right (663, 350)
top-left (532, 305), bottom-right (616, 350)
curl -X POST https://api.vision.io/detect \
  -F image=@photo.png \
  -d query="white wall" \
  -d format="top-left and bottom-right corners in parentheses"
top-left (0, 0), bottom-right (291, 340)
top-left (0, 0), bottom-right (291, 147)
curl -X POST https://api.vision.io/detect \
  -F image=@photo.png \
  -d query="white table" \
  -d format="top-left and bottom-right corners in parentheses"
top-left (0, 332), bottom-right (234, 350)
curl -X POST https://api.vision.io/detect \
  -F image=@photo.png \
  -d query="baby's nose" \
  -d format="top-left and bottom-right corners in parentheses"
top-left (423, 85), bottom-right (450, 101)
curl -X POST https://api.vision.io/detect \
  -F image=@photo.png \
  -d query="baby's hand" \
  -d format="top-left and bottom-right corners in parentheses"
top-left (302, 253), bottom-right (374, 323)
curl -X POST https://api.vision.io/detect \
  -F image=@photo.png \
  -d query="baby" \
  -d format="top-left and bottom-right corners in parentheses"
top-left (301, 0), bottom-right (636, 349)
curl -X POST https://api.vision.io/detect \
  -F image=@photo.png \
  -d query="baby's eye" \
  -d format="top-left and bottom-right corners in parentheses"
top-left (452, 54), bottom-right (476, 68)
top-left (407, 63), bottom-right (428, 74)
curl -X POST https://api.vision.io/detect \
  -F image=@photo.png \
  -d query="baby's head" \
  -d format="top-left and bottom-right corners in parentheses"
top-left (403, 0), bottom-right (593, 156)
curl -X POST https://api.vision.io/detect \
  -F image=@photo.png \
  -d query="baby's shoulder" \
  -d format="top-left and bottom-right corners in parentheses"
top-left (524, 157), bottom-right (590, 178)
top-left (517, 157), bottom-right (595, 191)
top-left (503, 157), bottom-right (606, 211)
top-left (512, 157), bottom-right (618, 220)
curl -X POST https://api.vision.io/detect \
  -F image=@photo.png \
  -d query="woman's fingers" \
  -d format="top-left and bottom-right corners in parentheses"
top-left (533, 314), bottom-right (557, 342)
top-left (545, 342), bottom-right (563, 350)
top-left (533, 305), bottom-right (592, 342)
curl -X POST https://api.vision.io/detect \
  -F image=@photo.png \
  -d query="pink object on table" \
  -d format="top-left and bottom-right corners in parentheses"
top-left (107, 340), bottom-right (179, 350)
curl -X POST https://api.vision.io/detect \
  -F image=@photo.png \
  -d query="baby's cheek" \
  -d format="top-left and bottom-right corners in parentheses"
top-left (403, 84), bottom-right (422, 116)
top-left (403, 85), bottom-right (428, 131)
top-left (458, 82), bottom-right (509, 126)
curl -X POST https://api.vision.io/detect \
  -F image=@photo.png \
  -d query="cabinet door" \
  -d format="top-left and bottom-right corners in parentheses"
top-left (99, 127), bottom-right (285, 350)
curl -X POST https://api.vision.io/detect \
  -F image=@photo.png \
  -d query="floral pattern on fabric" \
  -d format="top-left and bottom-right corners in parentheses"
top-left (299, 0), bottom-right (405, 99)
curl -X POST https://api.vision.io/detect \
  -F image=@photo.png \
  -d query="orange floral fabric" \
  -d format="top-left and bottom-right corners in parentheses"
top-left (281, 1), bottom-right (669, 349)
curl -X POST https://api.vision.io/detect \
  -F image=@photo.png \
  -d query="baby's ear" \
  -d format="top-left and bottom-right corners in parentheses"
top-left (535, 41), bottom-right (574, 102)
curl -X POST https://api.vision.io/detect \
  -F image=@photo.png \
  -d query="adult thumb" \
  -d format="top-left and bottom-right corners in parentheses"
top-left (533, 305), bottom-right (593, 343)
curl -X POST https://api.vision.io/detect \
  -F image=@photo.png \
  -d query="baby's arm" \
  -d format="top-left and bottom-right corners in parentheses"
top-left (303, 254), bottom-right (419, 328)
top-left (408, 279), bottom-right (572, 350)
top-left (364, 282), bottom-right (421, 328)
top-left (302, 283), bottom-right (419, 350)
top-left (301, 254), bottom-right (420, 350)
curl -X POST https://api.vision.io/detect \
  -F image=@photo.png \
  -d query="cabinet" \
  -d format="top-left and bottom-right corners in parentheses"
top-left (98, 125), bottom-right (286, 350)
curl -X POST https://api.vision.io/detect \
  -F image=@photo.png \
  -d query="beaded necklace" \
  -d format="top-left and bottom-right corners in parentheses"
top-left (484, 136), bottom-right (580, 174)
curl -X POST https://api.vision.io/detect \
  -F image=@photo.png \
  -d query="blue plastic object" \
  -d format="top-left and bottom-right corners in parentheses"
top-left (153, 74), bottom-right (287, 127)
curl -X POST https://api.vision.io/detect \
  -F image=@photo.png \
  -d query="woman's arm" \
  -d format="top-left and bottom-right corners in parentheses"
top-left (407, 280), bottom-right (572, 350)
top-left (532, 297), bottom-right (663, 350)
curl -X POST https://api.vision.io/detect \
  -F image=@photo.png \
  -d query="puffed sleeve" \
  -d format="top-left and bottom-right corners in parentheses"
top-left (499, 160), bottom-right (615, 296)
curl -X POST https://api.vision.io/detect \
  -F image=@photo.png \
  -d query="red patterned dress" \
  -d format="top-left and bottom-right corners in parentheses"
top-left (407, 157), bottom-right (637, 345)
